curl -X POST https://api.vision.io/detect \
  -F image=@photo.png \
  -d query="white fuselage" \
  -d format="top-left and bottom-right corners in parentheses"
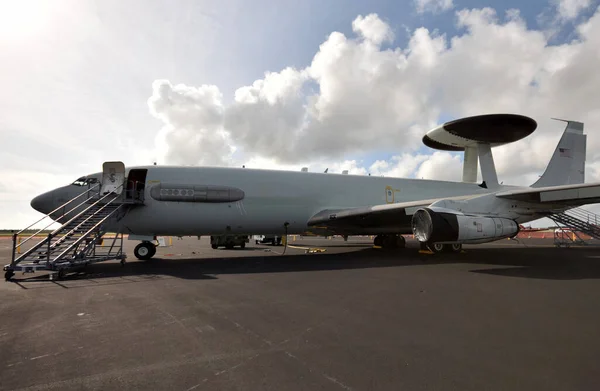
top-left (81, 165), bottom-right (532, 237)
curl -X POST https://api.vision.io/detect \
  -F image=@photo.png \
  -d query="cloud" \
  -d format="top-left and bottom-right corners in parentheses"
top-left (352, 14), bottom-right (395, 45)
top-left (148, 79), bottom-right (233, 166)
top-left (148, 9), bottom-right (600, 188)
top-left (555, 0), bottom-right (592, 20)
top-left (415, 0), bottom-right (455, 15)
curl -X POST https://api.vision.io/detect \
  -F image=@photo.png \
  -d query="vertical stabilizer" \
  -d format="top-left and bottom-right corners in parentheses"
top-left (532, 120), bottom-right (586, 188)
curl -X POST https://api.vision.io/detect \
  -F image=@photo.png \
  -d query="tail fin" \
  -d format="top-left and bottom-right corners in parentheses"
top-left (531, 119), bottom-right (586, 188)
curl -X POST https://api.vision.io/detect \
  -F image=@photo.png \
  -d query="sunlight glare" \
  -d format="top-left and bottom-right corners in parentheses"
top-left (0, 0), bottom-right (54, 42)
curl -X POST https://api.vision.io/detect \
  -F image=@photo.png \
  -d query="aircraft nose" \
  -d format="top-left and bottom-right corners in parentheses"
top-left (30, 191), bottom-right (55, 214)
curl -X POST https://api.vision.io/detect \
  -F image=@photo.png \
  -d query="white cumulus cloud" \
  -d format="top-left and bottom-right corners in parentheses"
top-left (415, 0), bottom-right (455, 15)
top-left (352, 14), bottom-right (395, 45)
top-left (556, 0), bottom-right (592, 20)
top-left (148, 8), bottom-right (600, 187)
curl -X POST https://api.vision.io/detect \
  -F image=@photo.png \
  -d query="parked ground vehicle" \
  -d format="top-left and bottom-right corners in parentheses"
top-left (254, 235), bottom-right (282, 245)
top-left (210, 235), bottom-right (249, 249)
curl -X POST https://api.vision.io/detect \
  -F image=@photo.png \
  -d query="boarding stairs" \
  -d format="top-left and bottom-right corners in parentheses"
top-left (4, 184), bottom-right (133, 281)
top-left (547, 207), bottom-right (600, 247)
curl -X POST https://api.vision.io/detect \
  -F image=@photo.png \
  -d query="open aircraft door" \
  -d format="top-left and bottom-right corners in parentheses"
top-left (101, 161), bottom-right (125, 195)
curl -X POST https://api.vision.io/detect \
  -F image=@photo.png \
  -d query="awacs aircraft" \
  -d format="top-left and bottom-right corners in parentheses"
top-left (15, 114), bottom-right (600, 264)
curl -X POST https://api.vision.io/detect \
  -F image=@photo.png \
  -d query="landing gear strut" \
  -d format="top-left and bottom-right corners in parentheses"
top-left (373, 234), bottom-right (406, 249)
top-left (134, 241), bottom-right (156, 260)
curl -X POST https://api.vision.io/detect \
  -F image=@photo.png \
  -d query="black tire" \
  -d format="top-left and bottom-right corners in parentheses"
top-left (276, 238), bottom-right (282, 246)
top-left (396, 235), bottom-right (406, 248)
top-left (374, 236), bottom-right (383, 247)
top-left (4, 270), bottom-right (14, 281)
top-left (427, 242), bottom-right (445, 253)
top-left (240, 242), bottom-right (246, 249)
top-left (134, 242), bottom-right (155, 260)
top-left (211, 244), bottom-right (218, 249)
top-left (445, 243), bottom-right (462, 253)
top-left (383, 235), bottom-right (397, 249)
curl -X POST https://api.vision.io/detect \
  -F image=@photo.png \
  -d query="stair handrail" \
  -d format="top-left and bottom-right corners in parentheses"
top-left (550, 212), bottom-right (600, 240)
top-left (48, 185), bottom-right (123, 237)
top-left (11, 186), bottom-right (123, 265)
top-left (562, 209), bottom-right (600, 231)
top-left (11, 184), bottom-right (101, 265)
top-left (15, 184), bottom-right (101, 236)
top-left (53, 201), bottom-right (126, 262)
top-left (13, 185), bottom-right (105, 251)
top-left (565, 208), bottom-right (600, 225)
top-left (48, 195), bottom-right (122, 253)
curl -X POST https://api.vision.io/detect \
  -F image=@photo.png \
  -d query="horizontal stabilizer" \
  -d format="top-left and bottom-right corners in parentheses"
top-left (496, 182), bottom-right (600, 205)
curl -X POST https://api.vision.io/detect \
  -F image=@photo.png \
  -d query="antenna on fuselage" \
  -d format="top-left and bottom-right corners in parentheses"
top-left (421, 114), bottom-right (537, 187)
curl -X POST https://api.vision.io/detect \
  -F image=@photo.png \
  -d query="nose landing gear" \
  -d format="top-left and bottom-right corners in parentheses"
top-left (134, 241), bottom-right (157, 260)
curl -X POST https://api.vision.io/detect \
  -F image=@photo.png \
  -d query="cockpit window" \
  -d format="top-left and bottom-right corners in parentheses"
top-left (72, 177), bottom-right (99, 186)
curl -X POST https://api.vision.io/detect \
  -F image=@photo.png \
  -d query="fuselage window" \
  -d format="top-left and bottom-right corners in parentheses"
top-left (72, 177), bottom-right (86, 186)
top-left (71, 177), bottom-right (99, 186)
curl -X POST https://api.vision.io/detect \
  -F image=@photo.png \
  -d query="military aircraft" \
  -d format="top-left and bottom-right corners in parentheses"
top-left (25, 114), bottom-right (599, 260)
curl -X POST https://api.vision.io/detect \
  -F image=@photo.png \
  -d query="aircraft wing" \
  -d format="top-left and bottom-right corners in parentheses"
top-left (496, 182), bottom-right (600, 205)
top-left (307, 197), bottom-right (461, 231)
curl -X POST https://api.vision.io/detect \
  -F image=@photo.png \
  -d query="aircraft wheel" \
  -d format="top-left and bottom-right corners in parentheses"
top-left (374, 235), bottom-right (383, 247)
top-left (4, 270), bottom-right (14, 281)
top-left (445, 243), bottom-right (462, 253)
top-left (396, 235), bottom-right (406, 248)
top-left (383, 235), bottom-right (398, 249)
top-left (427, 242), bottom-right (445, 253)
top-left (134, 242), bottom-right (155, 260)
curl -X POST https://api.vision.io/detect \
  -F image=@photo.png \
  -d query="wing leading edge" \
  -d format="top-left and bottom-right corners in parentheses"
top-left (307, 195), bottom-right (475, 233)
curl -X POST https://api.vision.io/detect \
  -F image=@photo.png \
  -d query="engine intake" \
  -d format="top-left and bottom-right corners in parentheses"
top-left (411, 208), bottom-right (519, 244)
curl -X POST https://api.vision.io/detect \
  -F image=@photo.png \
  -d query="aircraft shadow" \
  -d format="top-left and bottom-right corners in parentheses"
top-left (9, 244), bottom-right (600, 287)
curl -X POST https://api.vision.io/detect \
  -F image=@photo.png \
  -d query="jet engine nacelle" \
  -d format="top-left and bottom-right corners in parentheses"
top-left (411, 207), bottom-right (519, 244)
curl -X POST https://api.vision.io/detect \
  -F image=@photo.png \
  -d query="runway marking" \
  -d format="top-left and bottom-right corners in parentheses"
top-left (30, 354), bottom-right (51, 361)
top-left (323, 374), bottom-right (353, 391)
top-left (285, 245), bottom-right (327, 253)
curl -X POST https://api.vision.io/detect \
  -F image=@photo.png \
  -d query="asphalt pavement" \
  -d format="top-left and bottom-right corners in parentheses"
top-left (1, 236), bottom-right (599, 390)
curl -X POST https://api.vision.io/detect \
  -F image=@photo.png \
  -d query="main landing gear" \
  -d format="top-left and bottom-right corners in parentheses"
top-left (373, 234), bottom-right (406, 249)
top-left (134, 241), bottom-right (156, 260)
top-left (420, 242), bottom-right (462, 253)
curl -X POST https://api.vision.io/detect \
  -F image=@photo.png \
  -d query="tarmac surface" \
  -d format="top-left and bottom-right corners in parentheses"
top-left (1, 236), bottom-right (600, 390)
